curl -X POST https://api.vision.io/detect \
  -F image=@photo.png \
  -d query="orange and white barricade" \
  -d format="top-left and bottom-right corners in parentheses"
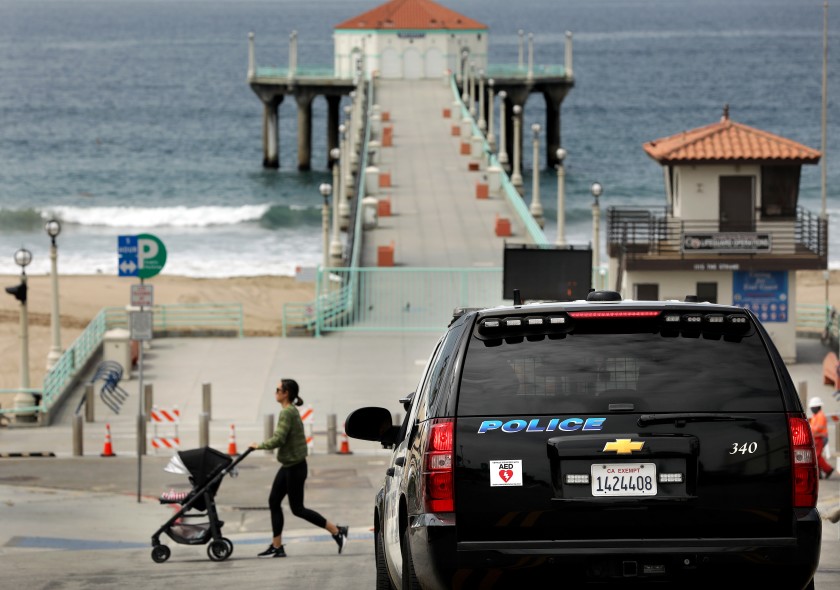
top-left (150, 405), bottom-right (181, 452)
top-left (301, 406), bottom-right (314, 453)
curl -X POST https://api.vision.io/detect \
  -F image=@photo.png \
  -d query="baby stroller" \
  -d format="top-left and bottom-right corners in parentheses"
top-left (150, 446), bottom-right (253, 563)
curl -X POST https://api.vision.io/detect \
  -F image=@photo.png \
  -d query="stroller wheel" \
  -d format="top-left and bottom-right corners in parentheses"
top-left (151, 545), bottom-right (171, 563)
top-left (207, 539), bottom-right (232, 562)
top-left (222, 537), bottom-right (234, 557)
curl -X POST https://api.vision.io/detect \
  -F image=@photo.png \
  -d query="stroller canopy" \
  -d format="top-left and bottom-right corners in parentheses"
top-left (174, 447), bottom-right (233, 488)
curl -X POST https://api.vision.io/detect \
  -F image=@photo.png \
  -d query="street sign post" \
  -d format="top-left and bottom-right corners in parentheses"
top-left (118, 234), bottom-right (165, 503)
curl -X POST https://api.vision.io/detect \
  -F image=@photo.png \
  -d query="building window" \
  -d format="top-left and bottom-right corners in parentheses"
top-left (761, 165), bottom-right (799, 219)
top-left (634, 284), bottom-right (659, 300)
top-left (696, 282), bottom-right (717, 303)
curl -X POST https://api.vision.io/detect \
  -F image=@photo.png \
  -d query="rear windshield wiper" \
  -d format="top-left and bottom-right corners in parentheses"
top-left (638, 413), bottom-right (757, 426)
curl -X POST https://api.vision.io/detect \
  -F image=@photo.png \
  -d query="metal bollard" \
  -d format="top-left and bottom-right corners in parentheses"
top-left (199, 412), bottom-right (210, 448)
top-left (144, 384), bottom-right (153, 417)
top-left (202, 383), bottom-right (212, 421)
top-left (327, 414), bottom-right (337, 454)
top-left (263, 413), bottom-right (275, 455)
top-left (72, 414), bottom-right (83, 456)
top-left (84, 384), bottom-right (95, 423)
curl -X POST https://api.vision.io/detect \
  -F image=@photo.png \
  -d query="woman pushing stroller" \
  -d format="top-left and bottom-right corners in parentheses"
top-left (250, 378), bottom-right (348, 558)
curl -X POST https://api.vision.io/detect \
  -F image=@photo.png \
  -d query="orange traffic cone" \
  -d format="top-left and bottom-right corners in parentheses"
top-left (227, 424), bottom-right (239, 456)
top-left (338, 433), bottom-right (353, 455)
top-left (100, 423), bottom-right (116, 457)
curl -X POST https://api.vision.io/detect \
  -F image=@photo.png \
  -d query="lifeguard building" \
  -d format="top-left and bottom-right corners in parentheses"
top-left (333, 0), bottom-right (488, 79)
top-left (606, 107), bottom-right (826, 362)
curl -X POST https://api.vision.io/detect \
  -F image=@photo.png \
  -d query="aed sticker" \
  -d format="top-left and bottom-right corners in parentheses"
top-left (490, 460), bottom-right (523, 487)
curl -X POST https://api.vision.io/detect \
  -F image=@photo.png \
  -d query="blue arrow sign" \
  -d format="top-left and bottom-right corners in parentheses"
top-left (118, 235), bottom-right (139, 277)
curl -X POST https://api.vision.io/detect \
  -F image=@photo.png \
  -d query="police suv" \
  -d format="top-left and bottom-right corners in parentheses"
top-left (345, 291), bottom-right (821, 589)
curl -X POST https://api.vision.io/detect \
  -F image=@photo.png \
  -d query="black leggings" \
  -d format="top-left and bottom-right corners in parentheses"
top-left (268, 460), bottom-right (326, 537)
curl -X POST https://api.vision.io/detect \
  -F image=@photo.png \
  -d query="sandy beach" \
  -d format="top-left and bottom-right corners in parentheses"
top-left (0, 270), bottom-right (838, 391)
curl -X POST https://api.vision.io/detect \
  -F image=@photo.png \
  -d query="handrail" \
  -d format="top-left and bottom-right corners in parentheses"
top-left (447, 73), bottom-right (548, 246)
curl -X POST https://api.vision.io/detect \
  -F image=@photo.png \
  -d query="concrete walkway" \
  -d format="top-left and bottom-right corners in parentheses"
top-left (362, 79), bottom-right (532, 268)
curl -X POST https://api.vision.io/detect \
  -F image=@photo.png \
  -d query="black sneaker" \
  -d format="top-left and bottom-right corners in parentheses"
top-left (332, 525), bottom-right (348, 554)
top-left (257, 544), bottom-right (286, 558)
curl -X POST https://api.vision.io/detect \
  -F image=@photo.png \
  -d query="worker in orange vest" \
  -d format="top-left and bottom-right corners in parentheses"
top-left (809, 396), bottom-right (834, 479)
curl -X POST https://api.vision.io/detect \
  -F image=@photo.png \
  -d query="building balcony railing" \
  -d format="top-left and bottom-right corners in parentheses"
top-left (606, 206), bottom-right (828, 271)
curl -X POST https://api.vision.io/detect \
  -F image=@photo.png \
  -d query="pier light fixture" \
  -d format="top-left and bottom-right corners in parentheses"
top-left (555, 148), bottom-right (567, 245)
top-left (530, 124), bottom-right (543, 226)
top-left (44, 219), bottom-right (63, 370)
top-left (329, 149), bottom-right (343, 262)
top-left (319, 183), bottom-right (332, 270)
top-left (498, 91), bottom-right (509, 169)
top-left (511, 104), bottom-right (523, 191)
top-left (478, 70), bottom-right (486, 132)
top-left (590, 182), bottom-right (603, 279)
top-left (487, 78), bottom-right (496, 151)
top-left (7, 247), bottom-right (32, 411)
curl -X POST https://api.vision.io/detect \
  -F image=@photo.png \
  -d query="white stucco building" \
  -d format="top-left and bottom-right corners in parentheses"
top-left (333, 0), bottom-right (488, 80)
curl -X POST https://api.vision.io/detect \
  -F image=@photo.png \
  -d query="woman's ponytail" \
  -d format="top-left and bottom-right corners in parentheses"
top-left (281, 378), bottom-right (303, 406)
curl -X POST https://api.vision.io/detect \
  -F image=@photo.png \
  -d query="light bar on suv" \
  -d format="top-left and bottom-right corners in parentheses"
top-left (476, 310), bottom-right (754, 341)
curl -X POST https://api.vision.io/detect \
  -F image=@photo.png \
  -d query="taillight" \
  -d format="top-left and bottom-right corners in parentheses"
top-left (789, 417), bottom-right (818, 508)
top-left (423, 418), bottom-right (454, 512)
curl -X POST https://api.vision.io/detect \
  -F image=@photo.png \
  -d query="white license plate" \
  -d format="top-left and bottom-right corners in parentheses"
top-left (590, 463), bottom-right (657, 496)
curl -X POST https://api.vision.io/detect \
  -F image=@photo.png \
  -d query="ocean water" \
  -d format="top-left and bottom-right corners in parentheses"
top-left (1, 0), bottom-right (838, 277)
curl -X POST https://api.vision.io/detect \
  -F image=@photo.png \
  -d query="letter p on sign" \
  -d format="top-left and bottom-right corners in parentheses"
top-left (136, 234), bottom-right (167, 279)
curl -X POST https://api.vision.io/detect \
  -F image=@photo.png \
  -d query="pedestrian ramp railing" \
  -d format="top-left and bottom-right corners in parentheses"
top-left (0, 302), bottom-right (243, 422)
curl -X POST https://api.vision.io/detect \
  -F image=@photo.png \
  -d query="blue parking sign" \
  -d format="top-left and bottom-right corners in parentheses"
top-left (118, 235), bottom-right (139, 276)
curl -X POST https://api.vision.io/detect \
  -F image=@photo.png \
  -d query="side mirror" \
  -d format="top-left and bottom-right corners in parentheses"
top-left (345, 407), bottom-right (399, 447)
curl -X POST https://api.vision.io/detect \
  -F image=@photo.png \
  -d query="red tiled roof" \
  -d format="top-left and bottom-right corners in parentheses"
top-left (643, 113), bottom-right (821, 164)
top-left (335, 0), bottom-right (487, 30)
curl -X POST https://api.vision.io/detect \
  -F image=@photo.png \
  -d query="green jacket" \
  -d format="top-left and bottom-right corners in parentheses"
top-left (257, 405), bottom-right (308, 466)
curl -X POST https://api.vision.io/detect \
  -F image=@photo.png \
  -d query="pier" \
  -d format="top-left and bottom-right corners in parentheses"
top-left (247, 31), bottom-right (574, 170)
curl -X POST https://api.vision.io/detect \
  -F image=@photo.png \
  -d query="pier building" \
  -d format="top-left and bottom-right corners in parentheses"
top-left (247, 0), bottom-right (574, 170)
top-left (606, 108), bottom-right (826, 361)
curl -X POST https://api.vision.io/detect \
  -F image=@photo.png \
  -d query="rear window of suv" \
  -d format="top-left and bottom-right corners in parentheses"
top-left (458, 325), bottom-right (783, 415)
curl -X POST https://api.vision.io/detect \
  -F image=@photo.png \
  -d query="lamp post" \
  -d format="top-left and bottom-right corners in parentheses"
top-left (590, 182), bottom-right (603, 280)
top-left (45, 219), bottom-right (63, 370)
top-left (329, 149), bottom-right (343, 263)
top-left (555, 148), bottom-right (567, 245)
top-left (518, 29), bottom-right (525, 70)
top-left (487, 78), bottom-right (496, 152)
top-left (319, 183), bottom-right (332, 270)
top-left (511, 104), bottom-right (524, 192)
top-left (338, 125), bottom-right (350, 229)
top-left (469, 62), bottom-right (476, 116)
top-left (498, 91), bottom-right (509, 170)
top-left (530, 124), bottom-right (544, 227)
top-left (7, 248), bottom-right (32, 407)
top-left (478, 70), bottom-right (486, 132)
top-left (527, 33), bottom-right (534, 80)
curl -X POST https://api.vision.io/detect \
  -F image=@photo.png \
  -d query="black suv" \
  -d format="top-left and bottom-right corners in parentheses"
top-left (346, 292), bottom-right (821, 589)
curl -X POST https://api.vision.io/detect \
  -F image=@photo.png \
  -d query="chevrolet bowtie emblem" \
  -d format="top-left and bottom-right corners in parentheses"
top-left (602, 439), bottom-right (645, 454)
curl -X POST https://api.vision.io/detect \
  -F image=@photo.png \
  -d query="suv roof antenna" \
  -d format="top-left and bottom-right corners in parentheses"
top-left (513, 289), bottom-right (522, 306)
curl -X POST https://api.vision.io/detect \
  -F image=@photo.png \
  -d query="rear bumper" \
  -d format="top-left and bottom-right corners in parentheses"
top-left (457, 526), bottom-right (821, 587)
top-left (408, 512), bottom-right (820, 588)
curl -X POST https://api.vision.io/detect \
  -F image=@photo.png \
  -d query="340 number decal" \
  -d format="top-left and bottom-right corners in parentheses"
top-left (729, 442), bottom-right (758, 455)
